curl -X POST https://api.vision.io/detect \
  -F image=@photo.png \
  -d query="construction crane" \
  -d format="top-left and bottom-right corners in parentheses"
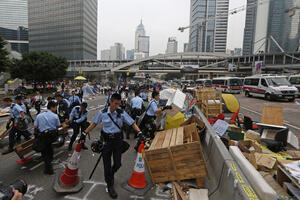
top-left (178, 0), bottom-right (269, 33)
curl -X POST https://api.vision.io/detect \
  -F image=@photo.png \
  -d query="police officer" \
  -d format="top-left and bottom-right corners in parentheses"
top-left (140, 91), bottom-right (171, 138)
top-left (69, 90), bottom-right (81, 110)
top-left (55, 93), bottom-right (70, 123)
top-left (2, 98), bottom-right (29, 155)
top-left (15, 95), bottom-right (32, 143)
top-left (130, 90), bottom-right (144, 121)
top-left (140, 88), bottom-right (148, 102)
top-left (84, 93), bottom-right (142, 199)
top-left (105, 89), bottom-right (112, 108)
top-left (68, 102), bottom-right (89, 151)
top-left (34, 101), bottom-right (61, 174)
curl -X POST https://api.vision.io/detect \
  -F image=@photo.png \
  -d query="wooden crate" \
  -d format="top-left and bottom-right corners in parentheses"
top-left (14, 138), bottom-right (36, 160)
top-left (194, 88), bottom-right (216, 103)
top-left (0, 123), bottom-right (10, 140)
top-left (144, 123), bottom-right (208, 184)
top-left (201, 90), bottom-right (222, 118)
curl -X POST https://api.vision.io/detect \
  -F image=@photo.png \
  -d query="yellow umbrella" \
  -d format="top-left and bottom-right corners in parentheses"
top-left (74, 76), bottom-right (86, 81)
top-left (7, 80), bottom-right (15, 84)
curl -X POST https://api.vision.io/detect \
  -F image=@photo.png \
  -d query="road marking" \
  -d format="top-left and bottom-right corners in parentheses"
top-left (240, 106), bottom-right (300, 131)
top-left (30, 150), bottom-right (64, 171)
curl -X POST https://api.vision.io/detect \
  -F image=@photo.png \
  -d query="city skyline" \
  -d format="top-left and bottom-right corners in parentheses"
top-left (98, 0), bottom-right (247, 59)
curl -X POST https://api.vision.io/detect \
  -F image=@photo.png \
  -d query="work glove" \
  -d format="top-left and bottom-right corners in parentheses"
top-left (6, 122), bottom-right (10, 130)
top-left (162, 105), bottom-right (172, 111)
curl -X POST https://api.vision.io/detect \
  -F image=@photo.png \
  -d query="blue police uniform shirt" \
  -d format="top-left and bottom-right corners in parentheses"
top-left (140, 92), bottom-right (148, 101)
top-left (69, 106), bottom-right (88, 123)
top-left (64, 99), bottom-right (70, 108)
top-left (19, 103), bottom-right (27, 114)
top-left (10, 103), bottom-right (23, 119)
top-left (93, 108), bottom-right (134, 134)
top-left (130, 96), bottom-right (143, 109)
top-left (146, 99), bottom-right (159, 116)
top-left (69, 95), bottom-right (81, 105)
top-left (34, 110), bottom-right (61, 132)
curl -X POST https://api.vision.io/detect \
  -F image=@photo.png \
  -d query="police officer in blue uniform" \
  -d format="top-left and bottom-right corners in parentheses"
top-left (15, 95), bottom-right (31, 143)
top-left (2, 98), bottom-right (29, 155)
top-left (130, 90), bottom-right (144, 121)
top-left (69, 90), bottom-right (81, 110)
top-left (55, 93), bottom-right (70, 123)
top-left (105, 89), bottom-right (112, 108)
top-left (68, 102), bottom-right (89, 151)
top-left (84, 93), bottom-right (142, 199)
top-left (140, 91), bottom-right (171, 138)
top-left (140, 88), bottom-right (148, 102)
top-left (34, 101), bottom-right (61, 174)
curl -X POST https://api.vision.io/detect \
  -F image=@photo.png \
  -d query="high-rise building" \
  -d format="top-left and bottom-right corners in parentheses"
top-left (243, 0), bottom-right (257, 56)
top-left (0, 0), bottom-right (29, 53)
top-left (189, 0), bottom-right (229, 53)
top-left (234, 48), bottom-right (242, 56)
top-left (244, 0), bottom-right (300, 55)
top-left (135, 20), bottom-right (150, 57)
top-left (110, 43), bottom-right (125, 60)
top-left (166, 37), bottom-right (178, 54)
top-left (101, 49), bottom-right (111, 60)
top-left (28, 0), bottom-right (97, 60)
top-left (184, 43), bottom-right (189, 52)
top-left (126, 49), bottom-right (135, 60)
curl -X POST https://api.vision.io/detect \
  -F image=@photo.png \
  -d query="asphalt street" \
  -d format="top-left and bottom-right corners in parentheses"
top-left (0, 93), bottom-right (299, 200)
top-left (0, 95), bottom-right (170, 200)
top-left (235, 94), bottom-right (300, 136)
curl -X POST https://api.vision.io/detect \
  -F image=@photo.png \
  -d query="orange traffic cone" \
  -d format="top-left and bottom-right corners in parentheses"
top-left (53, 142), bottom-right (83, 193)
top-left (128, 141), bottom-right (146, 189)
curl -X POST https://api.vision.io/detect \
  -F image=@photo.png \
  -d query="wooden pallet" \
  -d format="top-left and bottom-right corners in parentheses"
top-left (0, 123), bottom-right (10, 140)
top-left (201, 90), bottom-right (222, 118)
top-left (144, 123), bottom-right (208, 184)
top-left (194, 88), bottom-right (216, 103)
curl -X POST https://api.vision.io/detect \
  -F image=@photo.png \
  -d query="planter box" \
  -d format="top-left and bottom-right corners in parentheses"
top-left (144, 123), bottom-right (208, 184)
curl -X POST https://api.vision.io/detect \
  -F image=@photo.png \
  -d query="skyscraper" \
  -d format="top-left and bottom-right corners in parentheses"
top-left (189, 0), bottom-right (229, 53)
top-left (184, 43), bottom-right (189, 52)
top-left (28, 0), bottom-right (97, 60)
top-left (126, 49), bottom-right (135, 60)
top-left (110, 43), bottom-right (125, 60)
top-left (135, 20), bottom-right (150, 57)
top-left (166, 37), bottom-right (178, 54)
top-left (101, 49), bottom-right (111, 60)
top-left (0, 0), bottom-right (29, 53)
top-left (243, 0), bottom-right (257, 56)
top-left (243, 0), bottom-right (300, 55)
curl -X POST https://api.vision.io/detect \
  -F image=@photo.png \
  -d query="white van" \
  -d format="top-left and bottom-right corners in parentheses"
top-left (212, 77), bottom-right (243, 94)
top-left (195, 79), bottom-right (212, 88)
top-left (288, 75), bottom-right (300, 97)
top-left (243, 74), bottom-right (298, 101)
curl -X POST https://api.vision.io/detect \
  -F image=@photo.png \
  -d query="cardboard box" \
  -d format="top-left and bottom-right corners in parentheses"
top-left (245, 130), bottom-right (261, 142)
top-left (255, 153), bottom-right (277, 169)
top-left (166, 89), bottom-right (186, 117)
top-left (238, 140), bottom-right (262, 154)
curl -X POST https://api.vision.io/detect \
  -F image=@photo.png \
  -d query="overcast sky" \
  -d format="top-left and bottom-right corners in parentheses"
top-left (97, 0), bottom-right (247, 59)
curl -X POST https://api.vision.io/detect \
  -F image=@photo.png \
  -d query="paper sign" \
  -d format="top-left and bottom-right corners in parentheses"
top-left (213, 120), bottom-right (229, 136)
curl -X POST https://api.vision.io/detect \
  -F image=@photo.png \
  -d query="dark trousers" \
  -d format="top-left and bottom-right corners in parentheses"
top-left (70, 122), bottom-right (88, 146)
top-left (41, 142), bottom-right (53, 169)
top-left (35, 102), bottom-right (41, 114)
top-left (102, 139), bottom-right (122, 186)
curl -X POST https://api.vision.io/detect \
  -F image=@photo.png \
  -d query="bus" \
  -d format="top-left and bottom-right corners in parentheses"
top-left (195, 79), bottom-right (212, 88)
top-left (212, 77), bottom-right (243, 94)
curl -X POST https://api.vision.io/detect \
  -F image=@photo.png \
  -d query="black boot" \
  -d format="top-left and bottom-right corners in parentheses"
top-left (107, 185), bottom-right (118, 199)
top-left (2, 148), bottom-right (13, 155)
top-left (82, 143), bottom-right (88, 150)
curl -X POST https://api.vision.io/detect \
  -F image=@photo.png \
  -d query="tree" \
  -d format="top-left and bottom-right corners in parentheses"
top-left (0, 36), bottom-right (11, 72)
top-left (162, 73), bottom-right (183, 81)
top-left (10, 51), bottom-right (68, 83)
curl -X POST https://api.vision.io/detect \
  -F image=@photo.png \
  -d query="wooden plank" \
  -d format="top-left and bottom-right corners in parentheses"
top-left (162, 129), bottom-right (173, 148)
top-left (170, 128), bottom-right (177, 147)
top-left (149, 131), bottom-right (161, 150)
top-left (176, 127), bottom-right (184, 145)
top-left (261, 106), bottom-right (283, 126)
top-left (155, 131), bottom-right (167, 149)
top-left (173, 182), bottom-right (188, 200)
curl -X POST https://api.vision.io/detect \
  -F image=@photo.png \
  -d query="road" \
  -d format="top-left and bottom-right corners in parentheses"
top-left (0, 93), bottom-right (299, 200)
top-left (235, 94), bottom-right (300, 136)
top-left (0, 95), bottom-right (170, 200)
